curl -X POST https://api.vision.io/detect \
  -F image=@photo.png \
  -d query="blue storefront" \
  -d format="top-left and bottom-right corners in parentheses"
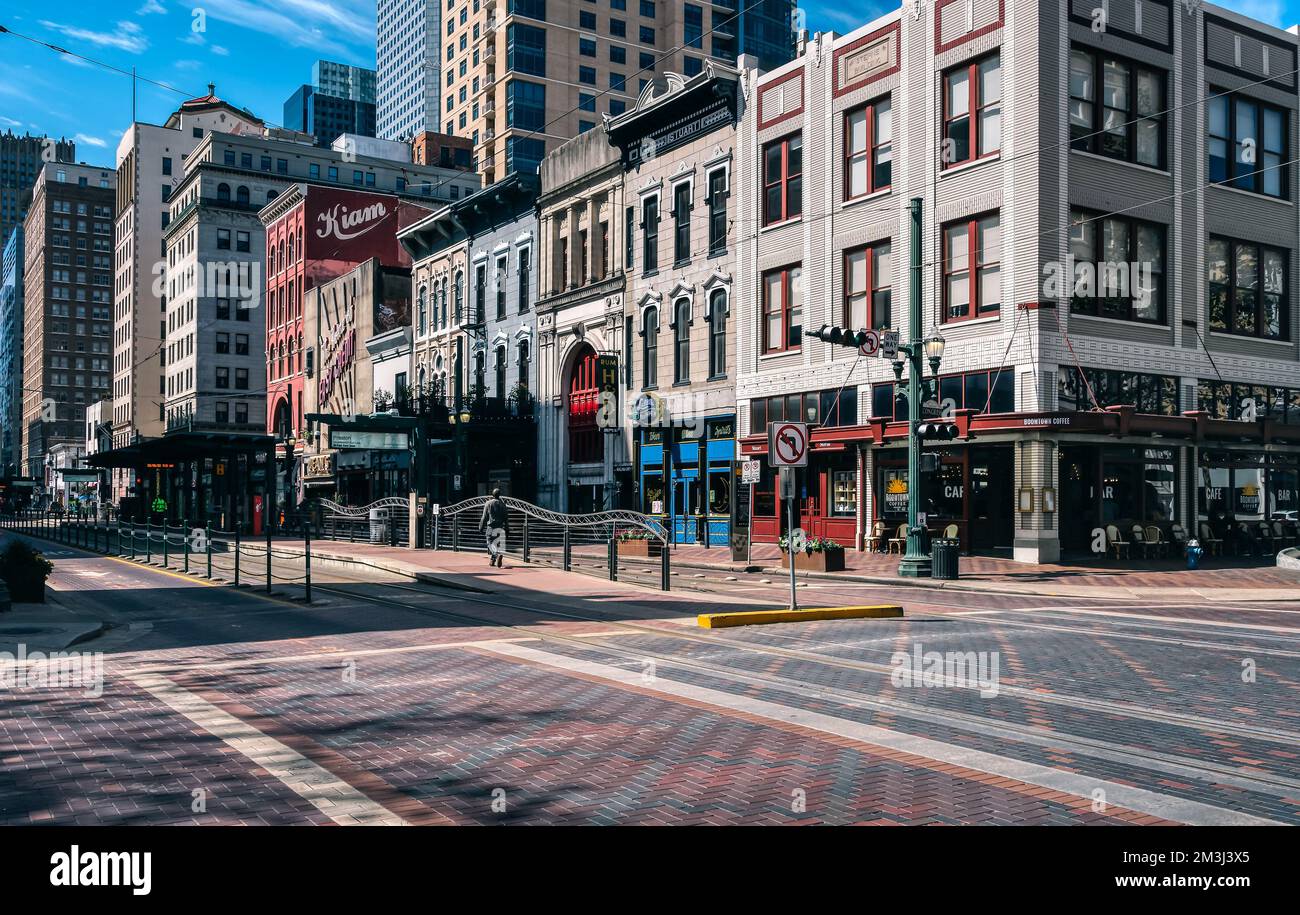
top-left (637, 415), bottom-right (735, 546)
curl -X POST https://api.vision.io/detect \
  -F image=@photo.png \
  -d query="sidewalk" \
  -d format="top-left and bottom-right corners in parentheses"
top-left (267, 535), bottom-right (1300, 602)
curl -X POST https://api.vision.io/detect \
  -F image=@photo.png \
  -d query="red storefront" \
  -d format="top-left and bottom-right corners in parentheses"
top-left (260, 186), bottom-right (432, 507)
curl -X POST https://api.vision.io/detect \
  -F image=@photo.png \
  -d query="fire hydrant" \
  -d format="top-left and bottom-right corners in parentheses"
top-left (1186, 538), bottom-right (1203, 570)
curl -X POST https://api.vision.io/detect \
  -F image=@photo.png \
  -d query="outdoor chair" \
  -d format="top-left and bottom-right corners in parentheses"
top-left (1275, 520), bottom-right (1298, 547)
top-left (1143, 525), bottom-right (1168, 559)
top-left (866, 521), bottom-right (886, 553)
top-left (887, 522), bottom-right (908, 554)
top-left (1170, 523), bottom-right (1189, 548)
top-left (1235, 522), bottom-right (1262, 558)
top-left (1198, 523), bottom-right (1224, 556)
top-left (943, 523), bottom-right (960, 541)
top-left (1256, 521), bottom-right (1278, 554)
top-left (1130, 524), bottom-right (1156, 560)
top-left (1105, 524), bottom-right (1129, 560)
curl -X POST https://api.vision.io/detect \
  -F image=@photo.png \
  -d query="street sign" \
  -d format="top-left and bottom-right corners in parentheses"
top-left (768, 421), bottom-right (809, 468)
top-left (881, 330), bottom-right (900, 359)
top-left (857, 329), bottom-right (881, 357)
top-left (741, 459), bottom-right (761, 484)
top-left (788, 527), bottom-right (807, 553)
top-left (779, 466), bottom-right (796, 500)
top-left (921, 399), bottom-right (943, 418)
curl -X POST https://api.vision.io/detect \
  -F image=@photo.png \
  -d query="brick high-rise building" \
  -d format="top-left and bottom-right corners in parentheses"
top-left (0, 131), bottom-right (75, 245)
top-left (21, 163), bottom-right (116, 490)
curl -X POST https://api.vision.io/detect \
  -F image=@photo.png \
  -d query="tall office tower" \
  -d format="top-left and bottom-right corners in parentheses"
top-left (21, 163), bottom-right (116, 484)
top-left (376, 0), bottom-right (441, 141)
top-left (0, 131), bottom-right (75, 245)
top-left (283, 60), bottom-right (379, 147)
top-left (110, 89), bottom-right (264, 502)
top-left (441, 0), bottom-right (795, 186)
top-left (0, 228), bottom-right (24, 476)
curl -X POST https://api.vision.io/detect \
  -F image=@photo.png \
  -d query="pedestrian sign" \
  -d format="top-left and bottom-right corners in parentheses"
top-left (768, 421), bottom-right (809, 468)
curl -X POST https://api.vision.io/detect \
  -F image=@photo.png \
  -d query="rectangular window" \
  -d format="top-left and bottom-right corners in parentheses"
top-left (1069, 48), bottom-right (1165, 168)
top-left (943, 53), bottom-right (1001, 168)
top-left (943, 213), bottom-right (1000, 320)
top-left (642, 195), bottom-right (659, 272)
top-left (1209, 91), bottom-right (1287, 198)
top-left (496, 255), bottom-right (508, 319)
top-left (215, 332), bottom-right (229, 354)
top-left (518, 247), bottom-right (531, 312)
top-left (707, 168), bottom-right (727, 254)
top-left (507, 23), bottom-right (547, 77)
top-left (1069, 209), bottom-right (1166, 324)
top-left (762, 264), bottom-right (802, 353)
top-left (762, 133), bottom-right (802, 225)
top-left (611, 21), bottom-right (626, 40)
top-left (1059, 367), bottom-right (1177, 414)
top-left (580, 37), bottom-right (596, 57)
top-left (640, 0), bottom-right (655, 16)
top-left (580, 10), bottom-right (596, 28)
top-left (579, 92), bottom-right (596, 112)
top-left (672, 182), bottom-right (692, 263)
top-left (640, 27), bottom-right (655, 44)
top-left (216, 228), bottom-right (231, 250)
top-left (1208, 236), bottom-right (1288, 340)
top-left (579, 66), bottom-right (596, 85)
top-left (845, 242), bottom-right (892, 330)
top-left (216, 367), bottom-right (230, 389)
top-left (507, 79), bottom-right (547, 131)
top-left (625, 206), bottom-right (635, 270)
top-left (684, 4), bottom-right (703, 48)
top-left (845, 97), bottom-right (892, 199)
top-left (309, 163), bottom-right (320, 179)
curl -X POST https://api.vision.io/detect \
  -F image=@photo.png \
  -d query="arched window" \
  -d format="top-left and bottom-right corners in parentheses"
top-left (297, 333), bottom-right (302, 371)
top-left (217, 183), bottom-right (230, 202)
top-left (417, 285), bottom-right (428, 335)
top-left (494, 345), bottom-right (507, 398)
top-left (673, 297), bottom-right (691, 384)
top-left (418, 365), bottom-right (426, 392)
top-left (517, 340), bottom-right (530, 391)
top-left (709, 288), bottom-right (727, 378)
top-left (236, 186), bottom-right (250, 206)
top-left (567, 344), bottom-right (603, 464)
top-left (267, 190), bottom-right (278, 203)
top-left (454, 270), bottom-right (464, 323)
top-left (642, 306), bottom-right (659, 389)
top-left (287, 233), bottom-right (293, 263)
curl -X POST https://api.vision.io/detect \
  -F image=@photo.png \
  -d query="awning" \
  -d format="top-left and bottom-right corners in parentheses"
top-left (85, 431), bottom-right (275, 469)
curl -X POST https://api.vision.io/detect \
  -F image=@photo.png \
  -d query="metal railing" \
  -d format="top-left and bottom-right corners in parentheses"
top-left (1, 509), bottom-right (314, 602)
top-left (427, 497), bottom-right (673, 590)
top-left (315, 497), bottom-right (411, 547)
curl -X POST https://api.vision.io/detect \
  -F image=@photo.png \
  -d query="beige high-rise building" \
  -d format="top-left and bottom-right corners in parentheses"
top-left (443, 0), bottom-right (794, 185)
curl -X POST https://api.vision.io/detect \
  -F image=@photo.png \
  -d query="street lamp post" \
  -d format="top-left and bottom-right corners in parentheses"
top-left (897, 198), bottom-right (946, 578)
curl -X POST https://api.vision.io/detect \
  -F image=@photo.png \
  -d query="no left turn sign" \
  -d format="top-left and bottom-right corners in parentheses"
top-left (857, 329), bottom-right (881, 357)
top-left (768, 421), bottom-right (809, 468)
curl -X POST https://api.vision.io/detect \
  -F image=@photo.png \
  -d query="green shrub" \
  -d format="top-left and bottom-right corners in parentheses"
top-left (0, 540), bottom-right (54, 603)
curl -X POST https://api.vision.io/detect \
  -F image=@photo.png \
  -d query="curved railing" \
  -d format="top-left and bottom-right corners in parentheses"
top-left (434, 495), bottom-right (668, 543)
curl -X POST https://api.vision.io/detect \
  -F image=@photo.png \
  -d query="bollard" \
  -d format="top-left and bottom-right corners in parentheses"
top-left (265, 522), bottom-right (272, 594)
top-left (563, 527), bottom-right (571, 572)
top-left (234, 526), bottom-right (241, 586)
top-left (130, 520), bottom-right (137, 560)
top-left (183, 519), bottom-right (190, 574)
top-left (145, 518), bottom-right (152, 563)
top-left (433, 516), bottom-right (440, 551)
top-left (205, 524), bottom-right (212, 579)
top-left (608, 530), bottom-right (618, 582)
top-left (162, 521), bottom-right (170, 568)
top-left (452, 515), bottom-right (460, 552)
top-left (522, 516), bottom-right (530, 563)
top-left (660, 539), bottom-right (670, 591)
top-left (303, 519), bottom-right (312, 604)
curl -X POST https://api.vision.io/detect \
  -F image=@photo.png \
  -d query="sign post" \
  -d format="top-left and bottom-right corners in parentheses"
top-left (768, 421), bottom-right (809, 611)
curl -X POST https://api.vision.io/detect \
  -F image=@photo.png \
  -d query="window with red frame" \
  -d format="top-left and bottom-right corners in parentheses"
top-left (943, 213), bottom-right (1000, 321)
top-left (762, 133), bottom-right (802, 226)
top-left (943, 53), bottom-right (1001, 168)
top-left (567, 345), bottom-right (603, 463)
top-left (845, 242), bottom-right (892, 330)
top-left (845, 98), bottom-right (891, 200)
top-left (762, 264), bottom-right (802, 353)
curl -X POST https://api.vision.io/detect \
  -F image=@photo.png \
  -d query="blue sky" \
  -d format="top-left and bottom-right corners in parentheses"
top-left (0, 1), bottom-right (1290, 163)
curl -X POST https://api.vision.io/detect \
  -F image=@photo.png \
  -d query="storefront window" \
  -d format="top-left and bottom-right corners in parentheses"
top-left (931, 462), bottom-right (964, 519)
top-left (642, 471), bottom-right (664, 515)
top-left (880, 468), bottom-right (908, 519)
top-left (1234, 467), bottom-right (1265, 520)
top-left (708, 472), bottom-right (730, 516)
top-left (749, 387), bottom-right (857, 431)
top-left (1059, 367), bottom-right (1177, 414)
top-left (830, 470), bottom-right (856, 517)
top-left (1270, 466), bottom-right (1298, 518)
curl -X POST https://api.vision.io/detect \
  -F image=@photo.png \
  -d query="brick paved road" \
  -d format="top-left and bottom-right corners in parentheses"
top-left (2, 530), bottom-right (1298, 826)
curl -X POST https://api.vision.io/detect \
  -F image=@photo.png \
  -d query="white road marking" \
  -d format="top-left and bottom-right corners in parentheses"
top-left (127, 671), bottom-right (408, 826)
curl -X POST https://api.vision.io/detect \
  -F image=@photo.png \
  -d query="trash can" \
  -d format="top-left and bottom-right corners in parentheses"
top-left (932, 538), bottom-right (960, 580)
top-left (368, 507), bottom-right (390, 544)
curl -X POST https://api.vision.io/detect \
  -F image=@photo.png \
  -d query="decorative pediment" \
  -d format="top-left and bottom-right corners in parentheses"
top-left (634, 72), bottom-right (688, 113)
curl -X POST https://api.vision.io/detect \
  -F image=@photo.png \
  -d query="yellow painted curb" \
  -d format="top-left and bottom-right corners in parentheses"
top-left (697, 605), bottom-right (904, 628)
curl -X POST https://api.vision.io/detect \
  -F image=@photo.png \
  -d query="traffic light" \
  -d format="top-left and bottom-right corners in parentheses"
top-left (808, 323), bottom-right (868, 349)
top-left (916, 421), bottom-right (959, 441)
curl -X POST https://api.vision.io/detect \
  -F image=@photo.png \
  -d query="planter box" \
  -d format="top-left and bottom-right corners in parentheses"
top-left (617, 539), bottom-right (663, 558)
top-left (779, 549), bottom-right (846, 572)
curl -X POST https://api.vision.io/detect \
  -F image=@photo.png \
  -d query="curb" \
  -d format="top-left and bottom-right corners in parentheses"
top-left (697, 604), bottom-right (904, 629)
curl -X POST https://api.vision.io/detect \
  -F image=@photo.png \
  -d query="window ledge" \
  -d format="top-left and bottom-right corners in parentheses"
top-left (760, 216), bottom-right (802, 234)
top-left (759, 348), bottom-right (802, 361)
top-left (1207, 181), bottom-right (1293, 206)
top-left (1069, 310), bottom-right (1169, 330)
top-left (841, 187), bottom-right (892, 210)
top-left (1207, 330), bottom-right (1293, 347)
top-left (939, 153), bottom-right (1000, 179)
top-left (1069, 149), bottom-right (1170, 178)
top-left (942, 313), bottom-right (1002, 329)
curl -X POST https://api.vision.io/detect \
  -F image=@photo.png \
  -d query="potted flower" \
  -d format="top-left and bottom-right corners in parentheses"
top-left (0, 540), bottom-right (54, 604)
top-left (614, 528), bottom-right (663, 558)
top-left (778, 534), bottom-right (846, 572)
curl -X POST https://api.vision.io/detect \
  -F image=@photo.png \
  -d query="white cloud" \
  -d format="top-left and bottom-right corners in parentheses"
top-left (175, 59), bottom-right (202, 71)
top-left (39, 19), bottom-right (150, 54)
top-left (0, 116), bottom-right (21, 128)
top-left (137, 0), bottom-right (167, 15)
top-left (74, 133), bottom-right (108, 148)
top-left (211, 45), bottom-right (230, 56)
top-left (193, 0), bottom-right (372, 55)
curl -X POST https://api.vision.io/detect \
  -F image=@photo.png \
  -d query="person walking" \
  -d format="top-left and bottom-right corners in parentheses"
top-left (479, 488), bottom-right (509, 567)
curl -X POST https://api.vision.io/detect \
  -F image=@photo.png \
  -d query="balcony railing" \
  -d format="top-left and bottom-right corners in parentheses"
top-left (375, 385), bottom-right (537, 423)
